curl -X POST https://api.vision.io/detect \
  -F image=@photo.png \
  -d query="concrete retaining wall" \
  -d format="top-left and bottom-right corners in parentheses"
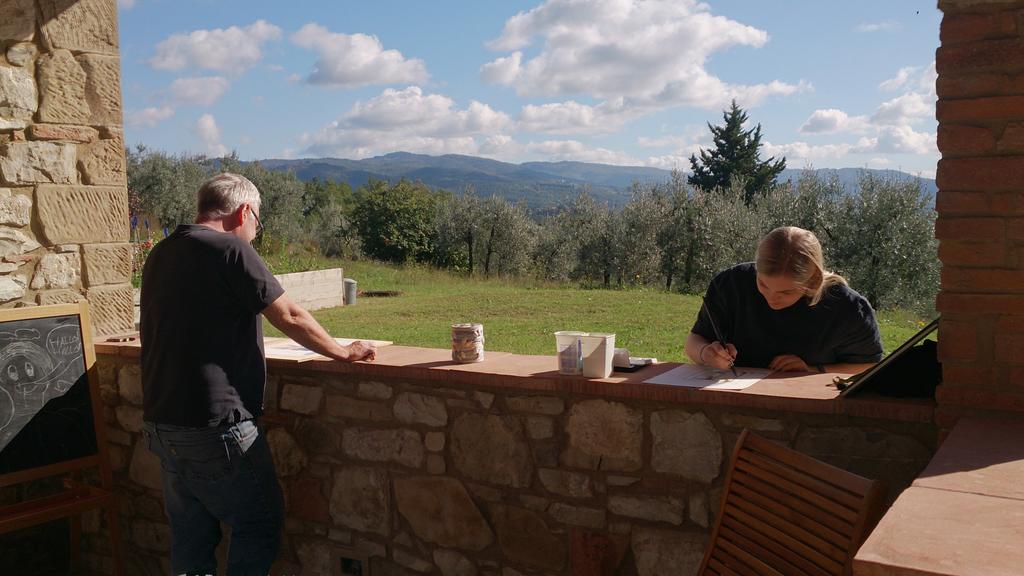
top-left (275, 267), bottom-right (345, 311)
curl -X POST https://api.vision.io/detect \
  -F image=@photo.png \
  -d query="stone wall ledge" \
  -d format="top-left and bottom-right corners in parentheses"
top-left (96, 339), bottom-right (934, 423)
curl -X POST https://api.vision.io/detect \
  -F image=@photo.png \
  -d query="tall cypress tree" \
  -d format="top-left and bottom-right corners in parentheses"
top-left (688, 100), bottom-right (786, 204)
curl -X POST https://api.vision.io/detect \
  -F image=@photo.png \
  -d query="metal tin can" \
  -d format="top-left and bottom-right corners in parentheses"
top-left (451, 323), bottom-right (484, 363)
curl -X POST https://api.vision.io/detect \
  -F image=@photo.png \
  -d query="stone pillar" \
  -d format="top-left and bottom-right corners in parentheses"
top-left (0, 0), bottom-right (132, 336)
top-left (936, 0), bottom-right (1024, 431)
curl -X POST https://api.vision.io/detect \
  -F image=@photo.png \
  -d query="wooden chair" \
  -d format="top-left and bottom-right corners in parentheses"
top-left (699, 430), bottom-right (884, 576)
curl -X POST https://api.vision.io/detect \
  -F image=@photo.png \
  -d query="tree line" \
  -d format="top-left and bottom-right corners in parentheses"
top-left (127, 147), bottom-right (938, 313)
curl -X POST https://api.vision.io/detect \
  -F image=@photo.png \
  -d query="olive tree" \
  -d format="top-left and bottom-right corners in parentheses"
top-left (830, 173), bottom-right (938, 312)
top-left (433, 187), bottom-right (482, 273)
top-left (127, 146), bottom-right (210, 230)
top-left (221, 158), bottom-right (306, 249)
top-left (352, 179), bottom-right (440, 264)
top-left (615, 181), bottom-right (668, 286)
top-left (476, 194), bottom-right (537, 277)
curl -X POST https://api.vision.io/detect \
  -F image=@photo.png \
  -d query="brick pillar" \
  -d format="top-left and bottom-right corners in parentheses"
top-left (936, 0), bottom-right (1024, 431)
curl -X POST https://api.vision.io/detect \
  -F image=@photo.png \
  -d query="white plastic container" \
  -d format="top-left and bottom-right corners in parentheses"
top-left (554, 331), bottom-right (585, 375)
top-left (580, 332), bottom-right (615, 378)
top-left (554, 331), bottom-right (616, 378)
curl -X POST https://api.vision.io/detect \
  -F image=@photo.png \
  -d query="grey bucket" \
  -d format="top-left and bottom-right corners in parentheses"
top-left (344, 278), bottom-right (357, 305)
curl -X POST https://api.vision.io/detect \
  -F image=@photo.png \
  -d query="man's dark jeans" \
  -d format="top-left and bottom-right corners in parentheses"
top-left (143, 420), bottom-right (284, 576)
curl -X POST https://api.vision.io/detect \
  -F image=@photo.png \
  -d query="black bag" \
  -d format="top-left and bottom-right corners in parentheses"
top-left (837, 318), bottom-right (941, 399)
top-left (858, 339), bottom-right (941, 398)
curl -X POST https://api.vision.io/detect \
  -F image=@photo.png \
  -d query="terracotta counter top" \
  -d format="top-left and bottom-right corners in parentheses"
top-left (96, 338), bottom-right (933, 422)
top-left (854, 417), bottom-right (1024, 576)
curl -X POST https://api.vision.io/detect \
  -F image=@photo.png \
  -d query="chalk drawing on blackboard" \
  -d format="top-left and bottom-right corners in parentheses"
top-left (0, 319), bottom-right (85, 453)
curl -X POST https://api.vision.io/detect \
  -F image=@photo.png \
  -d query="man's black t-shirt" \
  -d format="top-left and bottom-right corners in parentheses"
top-left (691, 263), bottom-right (883, 368)
top-left (141, 224), bottom-right (284, 427)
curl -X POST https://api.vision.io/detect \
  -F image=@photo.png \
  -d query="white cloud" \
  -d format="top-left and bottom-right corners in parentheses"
top-left (126, 106), bottom-right (174, 128)
top-left (518, 100), bottom-right (636, 134)
top-left (856, 20), bottom-right (900, 33)
top-left (344, 87), bottom-right (511, 132)
top-left (635, 125), bottom-right (709, 159)
top-left (636, 135), bottom-right (687, 148)
top-left (149, 20), bottom-right (281, 72)
top-left (169, 76), bottom-right (230, 106)
top-left (118, 0), bottom-right (137, 9)
top-left (195, 114), bottom-right (228, 156)
top-left (643, 154), bottom-right (691, 171)
top-left (879, 66), bottom-right (917, 91)
top-left (301, 86), bottom-right (513, 158)
top-left (864, 126), bottom-right (937, 155)
top-left (781, 61), bottom-right (937, 167)
top-left (479, 134), bottom-right (521, 158)
top-left (291, 23), bottom-right (428, 88)
top-left (765, 126), bottom-right (936, 167)
top-left (728, 80), bottom-right (811, 109)
top-left (799, 109), bottom-right (869, 134)
top-left (479, 52), bottom-right (522, 85)
top-left (875, 63), bottom-right (936, 125)
top-left (526, 140), bottom-right (641, 165)
top-left (871, 91), bottom-right (933, 126)
top-left (917, 62), bottom-right (938, 95)
top-left (763, 141), bottom-right (858, 164)
top-left (482, 0), bottom-right (805, 115)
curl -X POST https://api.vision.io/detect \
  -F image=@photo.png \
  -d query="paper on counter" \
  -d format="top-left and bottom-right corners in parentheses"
top-left (264, 337), bottom-right (393, 361)
top-left (643, 364), bottom-right (771, 390)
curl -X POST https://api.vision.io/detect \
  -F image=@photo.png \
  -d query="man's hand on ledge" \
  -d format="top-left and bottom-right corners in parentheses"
top-left (264, 293), bottom-right (378, 363)
top-left (344, 340), bottom-right (377, 362)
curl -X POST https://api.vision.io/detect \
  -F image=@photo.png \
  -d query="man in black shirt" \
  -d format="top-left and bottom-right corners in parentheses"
top-left (141, 173), bottom-right (375, 576)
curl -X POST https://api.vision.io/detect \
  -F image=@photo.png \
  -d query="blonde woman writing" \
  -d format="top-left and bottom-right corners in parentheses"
top-left (685, 226), bottom-right (882, 373)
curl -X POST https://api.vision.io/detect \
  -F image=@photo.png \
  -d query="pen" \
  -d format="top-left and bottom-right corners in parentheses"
top-left (700, 296), bottom-right (738, 377)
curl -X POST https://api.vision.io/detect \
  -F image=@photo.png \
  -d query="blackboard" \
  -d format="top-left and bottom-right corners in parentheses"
top-left (0, 302), bottom-right (122, 575)
top-left (0, 303), bottom-right (100, 481)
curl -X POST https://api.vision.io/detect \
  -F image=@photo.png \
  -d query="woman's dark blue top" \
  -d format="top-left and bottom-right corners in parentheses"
top-left (691, 263), bottom-right (883, 368)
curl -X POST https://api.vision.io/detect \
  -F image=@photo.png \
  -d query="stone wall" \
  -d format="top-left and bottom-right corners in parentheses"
top-left (0, 0), bottom-right (131, 336)
top-left (75, 354), bottom-right (936, 576)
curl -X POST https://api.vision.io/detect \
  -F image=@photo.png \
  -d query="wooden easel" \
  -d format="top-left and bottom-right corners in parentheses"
top-left (0, 302), bottom-right (125, 576)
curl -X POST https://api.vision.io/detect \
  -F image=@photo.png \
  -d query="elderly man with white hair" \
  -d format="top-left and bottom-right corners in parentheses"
top-left (140, 172), bottom-right (375, 575)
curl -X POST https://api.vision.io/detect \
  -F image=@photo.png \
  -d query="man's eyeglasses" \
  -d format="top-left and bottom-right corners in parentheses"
top-left (249, 206), bottom-right (263, 234)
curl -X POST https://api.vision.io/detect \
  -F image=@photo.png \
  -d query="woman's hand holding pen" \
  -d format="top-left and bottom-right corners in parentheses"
top-left (700, 341), bottom-right (737, 371)
top-left (698, 296), bottom-right (738, 376)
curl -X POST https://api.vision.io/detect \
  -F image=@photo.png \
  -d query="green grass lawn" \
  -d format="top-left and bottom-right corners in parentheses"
top-left (263, 258), bottom-right (932, 363)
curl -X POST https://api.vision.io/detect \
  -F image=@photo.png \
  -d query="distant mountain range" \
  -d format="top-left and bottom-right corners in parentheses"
top-left (257, 152), bottom-right (937, 211)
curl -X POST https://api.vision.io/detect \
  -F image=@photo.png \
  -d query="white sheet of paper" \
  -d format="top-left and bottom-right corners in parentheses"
top-left (643, 364), bottom-right (771, 390)
top-left (263, 344), bottom-right (320, 360)
top-left (264, 338), bottom-right (393, 361)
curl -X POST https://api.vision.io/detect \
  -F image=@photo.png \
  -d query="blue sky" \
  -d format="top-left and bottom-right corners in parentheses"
top-left (117, 0), bottom-right (942, 177)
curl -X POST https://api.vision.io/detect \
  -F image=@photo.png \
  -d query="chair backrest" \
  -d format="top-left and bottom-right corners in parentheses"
top-left (699, 430), bottom-right (884, 576)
